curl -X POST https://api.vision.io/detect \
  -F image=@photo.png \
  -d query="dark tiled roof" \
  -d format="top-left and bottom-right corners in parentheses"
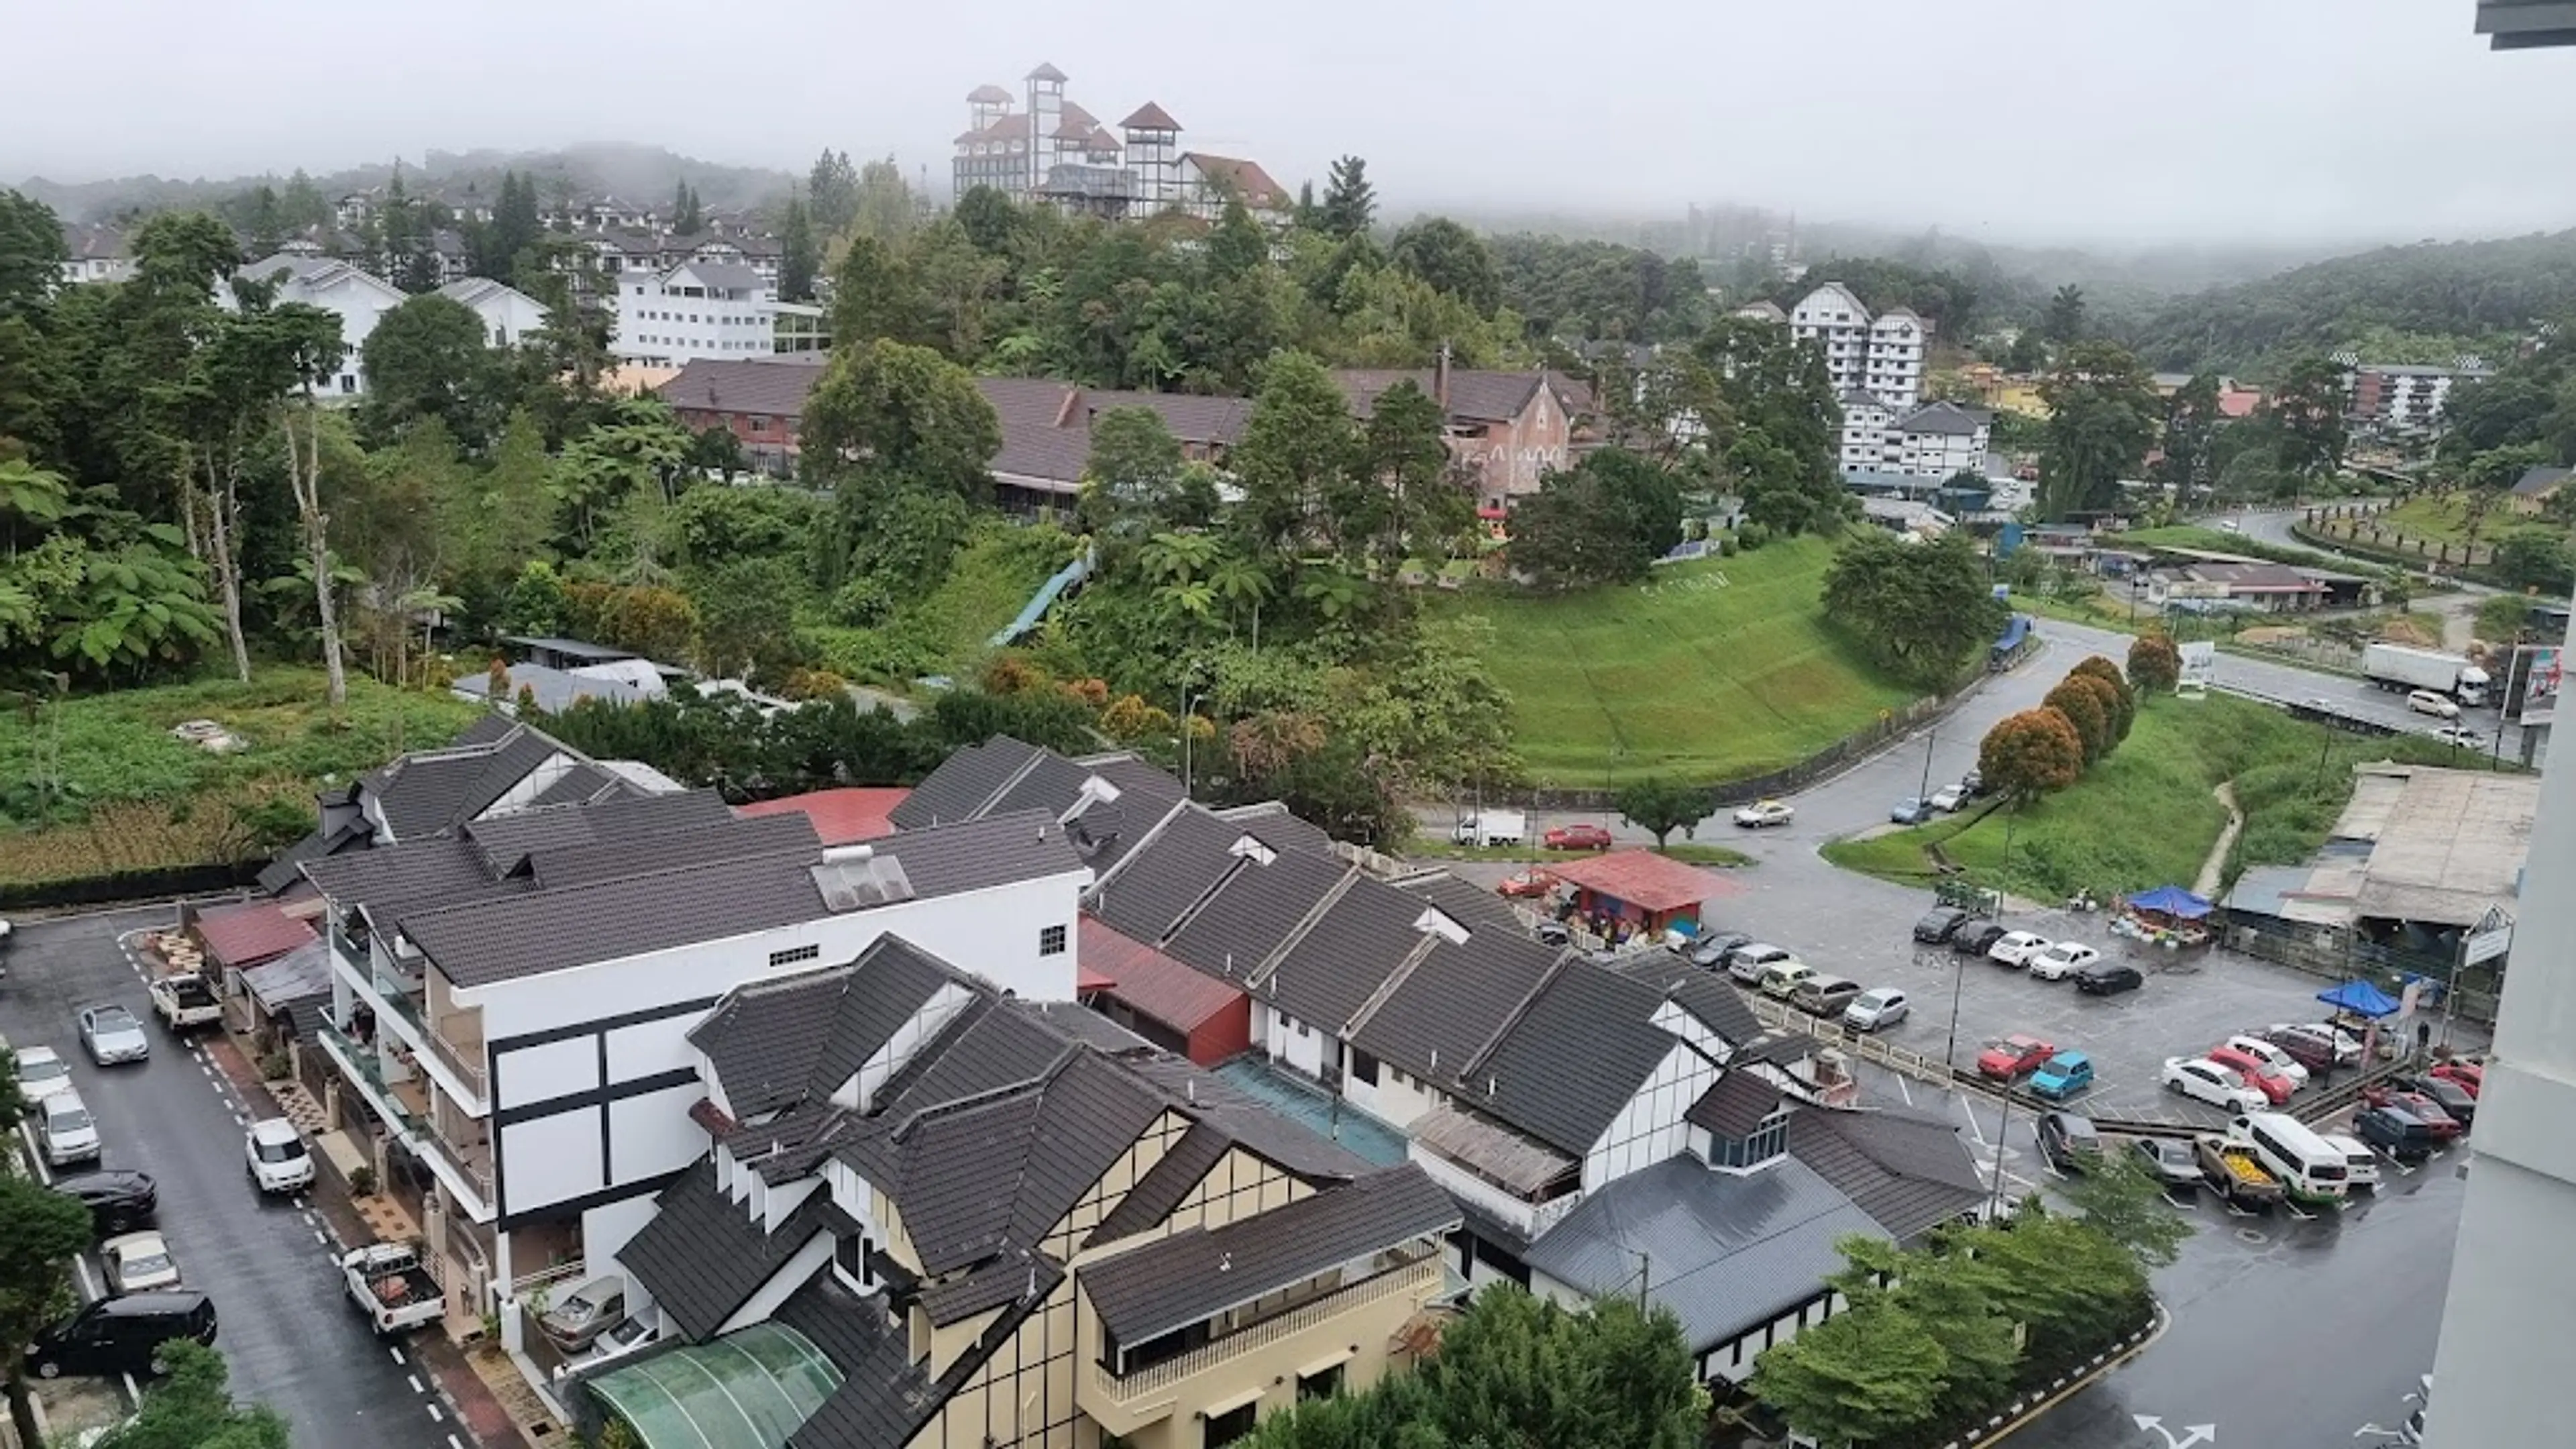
top-left (869, 808), bottom-right (1089, 899)
top-left (305, 837), bottom-right (513, 925)
top-left (919, 1248), bottom-right (1064, 1328)
top-left (1088, 806), bottom-right (1251, 943)
top-left (1786, 1106), bottom-right (1987, 1244)
top-left (1163, 850), bottom-right (1350, 981)
top-left (257, 816), bottom-right (370, 896)
top-left (887, 737), bottom-right (1045, 829)
top-left (1605, 953), bottom-right (1767, 1049)
top-left (1085, 1122), bottom-right (1228, 1248)
top-left (688, 937), bottom-right (957, 1119)
top-left (521, 814), bottom-right (818, 892)
top-left (1250, 877), bottom-right (1426, 1032)
top-left (1687, 1071), bottom-right (1784, 1138)
top-left (529, 763), bottom-right (616, 808)
top-left (1181, 154), bottom-right (1290, 210)
top-left (371, 726), bottom-right (564, 840)
top-left (655, 356), bottom-right (829, 420)
top-left (1209, 801), bottom-right (1336, 859)
top-left (774, 1275), bottom-right (939, 1449)
top-left (1120, 101), bottom-right (1181, 130)
top-left (1466, 962), bottom-right (1687, 1158)
top-left (1393, 870), bottom-right (1528, 938)
top-left (616, 1162), bottom-right (833, 1340)
top-left (404, 852), bottom-right (826, 988)
top-left (2512, 465), bottom-right (2573, 498)
top-left (461, 789), bottom-right (733, 875)
top-left (1333, 368), bottom-right (1547, 426)
top-left (1079, 1167), bottom-right (1457, 1344)
top-left (869, 999), bottom-right (1069, 1126)
top-left (1350, 931), bottom-right (1560, 1087)
top-left (979, 752), bottom-right (1095, 821)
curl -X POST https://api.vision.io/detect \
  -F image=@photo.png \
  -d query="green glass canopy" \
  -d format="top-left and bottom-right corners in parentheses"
top-left (586, 1321), bottom-right (843, 1449)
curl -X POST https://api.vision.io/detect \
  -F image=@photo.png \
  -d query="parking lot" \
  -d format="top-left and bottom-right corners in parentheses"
top-left (4, 906), bottom-right (448, 1448)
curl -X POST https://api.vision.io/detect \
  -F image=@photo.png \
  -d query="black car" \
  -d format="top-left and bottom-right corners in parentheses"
top-left (2259, 1026), bottom-right (2339, 1076)
top-left (2074, 963), bottom-right (2144, 996)
top-left (2035, 1111), bottom-right (2102, 1173)
top-left (28, 1292), bottom-right (215, 1379)
top-left (2354, 1105), bottom-right (2439, 1164)
top-left (2394, 1073), bottom-right (2477, 1128)
top-left (1951, 922), bottom-right (2010, 958)
top-left (1688, 931), bottom-right (1756, 969)
top-left (52, 1171), bottom-right (156, 1235)
top-left (1912, 907), bottom-right (1969, 944)
top-left (2130, 1136), bottom-right (2200, 1192)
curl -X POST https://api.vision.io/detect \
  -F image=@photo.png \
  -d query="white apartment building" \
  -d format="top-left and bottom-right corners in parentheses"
top-left (1785, 282), bottom-right (1927, 411)
top-left (1837, 391), bottom-right (1894, 473)
top-left (1889, 400), bottom-right (1992, 478)
top-left (611, 260), bottom-right (819, 368)
top-left (225, 253), bottom-right (413, 394)
top-left (434, 277), bottom-right (551, 349)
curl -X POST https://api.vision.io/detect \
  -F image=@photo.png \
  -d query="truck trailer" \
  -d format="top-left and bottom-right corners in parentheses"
top-left (2361, 644), bottom-right (2488, 706)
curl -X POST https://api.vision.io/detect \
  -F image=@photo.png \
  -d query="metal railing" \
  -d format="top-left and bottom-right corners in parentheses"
top-left (418, 1124), bottom-right (496, 1206)
top-left (1090, 1254), bottom-right (1440, 1405)
top-left (317, 1024), bottom-right (421, 1135)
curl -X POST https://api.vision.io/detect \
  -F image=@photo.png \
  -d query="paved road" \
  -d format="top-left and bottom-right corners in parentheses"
top-left (6, 906), bottom-right (445, 1448)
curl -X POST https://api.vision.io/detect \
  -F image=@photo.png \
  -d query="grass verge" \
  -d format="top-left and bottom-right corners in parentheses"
top-left (1407, 841), bottom-right (1755, 868)
top-left (1821, 692), bottom-right (2485, 902)
top-left (2119, 525), bottom-right (2385, 575)
top-left (1431, 535), bottom-right (1916, 788)
top-left (805, 521), bottom-right (1081, 688)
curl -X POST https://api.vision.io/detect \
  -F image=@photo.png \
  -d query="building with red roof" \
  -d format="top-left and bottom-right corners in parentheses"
top-left (1544, 851), bottom-right (1741, 940)
top-left (732, 788), bottom-right (910, 847)
top-left (1078, 916), bottom-right (1250, 1065)
top-left (184, 899), bottom-right (319, 983)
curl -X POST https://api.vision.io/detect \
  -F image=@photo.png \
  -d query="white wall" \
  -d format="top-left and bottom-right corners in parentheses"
top-left (580, 1195), bottom-right (664, 1300)
top-left (1259, 1004), bottom-right (1331, 1080)
top-left (612, 266), bottom-right (779, 366)
top-left (504, 1036), bottom-right (599, 1105)
top-left (464, 290), bottom-right (549, 347)
top-left (1580, 1042), bottom-right (1718, 1193)
top-left (1342, 1059), bottom-right (1446, 1132)
top-left (498, 1111), bottom-right (604, 1210)
top-left (715, 1234), bottom-right (834, 1336)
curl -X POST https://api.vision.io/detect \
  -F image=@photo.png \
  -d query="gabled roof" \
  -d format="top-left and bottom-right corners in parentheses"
top-left (1786, 1105), bottom-right (1986, 1243)
top-left (191, 900), bottom-right (317, 972)
top-left (773, 1274), bottom-right (936, 1449)
top-left (1686, 1071), bottom-right (1784, 1138)
top-left (1545, 849), bottom-right (1733, 914)
top-left (1896, 400), bottom-right (1991, 437)
top-left (1163, 849), bottom-right (1352, 980)
top-left (1120, 101), bottom-right (1181, 131)
top-left (888, 736), bottom-right (1049, 829)
top-left (1183, 154), bottom-right (1290, 210)
top-left (1603, 953), bottom-right (1768, 1052)
top-left (616, 1161), bottom-right (835, 1339)
top-left (736, 788), bottom-right (910, 847)
top-left (1464, 961), bottom-right (1690, 1158)
top-left (2512, 464), bottom-right (2573, 498)
top-left (656, 356), bottom-right (830, 421)
top-left (1077, 1167), bottom-right (1458, 1344)
top-left (1332, 368), bottom-right (1548, 426)
top-left (689, 936), bottom-right (962, 1120)
top-left (366, 724), bottom-right (568, 841)
top-left (1347, 927), bottom-right (1561, 1088)
top-left (1026, 61), bottom-right (1067, 81)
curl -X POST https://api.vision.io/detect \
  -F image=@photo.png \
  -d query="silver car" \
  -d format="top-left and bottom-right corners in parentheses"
top-left (78, 1006), bottom-right (150, 1066)
top-left (1842, 987), bottom-right (1911, 1032)
top-left (538, 1275), bottom-right (627, 1353)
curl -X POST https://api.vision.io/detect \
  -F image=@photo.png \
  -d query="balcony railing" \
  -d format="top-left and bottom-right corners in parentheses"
top-left (1090, 1254), bottom-right (1440, 1405)
top-left (360, 969), bottom-right (490, 1108)
top-left (317, 1024), bottom-right (421, 1136)
top-left (419, 1128), bottom-right (496, 1213)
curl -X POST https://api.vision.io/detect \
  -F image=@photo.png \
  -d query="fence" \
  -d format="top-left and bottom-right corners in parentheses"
top-left (0, 861), bottom-right (265, 913)
top-left (2223, 916), bottom-right (2502, 1026)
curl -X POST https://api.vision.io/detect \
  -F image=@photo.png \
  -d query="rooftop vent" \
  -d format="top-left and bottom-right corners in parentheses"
top-left (810, 852), bottom-right (914, 912)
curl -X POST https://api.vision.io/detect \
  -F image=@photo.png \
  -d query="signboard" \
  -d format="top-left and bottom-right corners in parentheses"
top-left (2466, 906), bottom-right (2515, 966)
top-left (2178, 641), bottom-right (2218, 686)
top-left (2514, 645), bottom-right (2561, 728)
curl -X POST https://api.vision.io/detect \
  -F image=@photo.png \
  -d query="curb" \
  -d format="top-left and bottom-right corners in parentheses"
top-left (1939, 1299), bottom-right (2170, 1448)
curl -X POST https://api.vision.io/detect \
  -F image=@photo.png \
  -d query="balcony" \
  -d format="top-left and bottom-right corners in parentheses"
top-left (345, 950), bottom-right (489, 1113)
top-left (1088, 1254), bottom-right (1440, 1407)
top-left (317, 1023), bottom-right (421, 1138)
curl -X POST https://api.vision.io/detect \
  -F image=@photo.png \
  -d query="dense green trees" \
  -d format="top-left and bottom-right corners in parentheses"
top-left (0, 1167), bottom-right (93, 1444)
top-left (93, 1342), bottom-right (288, 1449)
top-left (1823, 531), bottom-right (2006, 690)
top-left (2037, 341), bottom-right (2159, 518)
top-left (1511, 448), bottom-right (1684, 588)
top-left (358, 294), bottom-right (508, 451)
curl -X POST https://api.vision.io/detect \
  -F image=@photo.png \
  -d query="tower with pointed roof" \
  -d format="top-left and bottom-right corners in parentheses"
top-left (1026, 62), bottom-right (1068, 194)
top-left (1120, 102), bottom-right (1183, 209)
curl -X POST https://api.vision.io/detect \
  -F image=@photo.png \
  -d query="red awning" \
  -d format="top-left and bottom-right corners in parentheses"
top-left (1544, 849), bottom-right (1741, 913)
top-left (1078, 917), bottom-right (1242, 1030)
top-left (191, 900), bottom-right (317, 972)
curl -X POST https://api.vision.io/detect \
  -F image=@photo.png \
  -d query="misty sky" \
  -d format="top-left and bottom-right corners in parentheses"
top-left (11, 0), bottom-right (2569, 246)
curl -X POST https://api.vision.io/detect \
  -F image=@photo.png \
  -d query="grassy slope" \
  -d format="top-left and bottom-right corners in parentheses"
top-left (806, 522), bottom-right (1079, 687)
top-left (0, 667), bottom-right (478, 883)
top-left (1823, 692), bottom-right (2485, 901)
top-left (2117, 525), bottom-right (2377, 574)
top-left (1434, 537), bottom-right (1915, 788)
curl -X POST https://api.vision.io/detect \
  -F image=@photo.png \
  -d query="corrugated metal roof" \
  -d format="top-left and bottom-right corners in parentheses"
top-left (1082, 917), bottom-right (1242, 1032)
top-left (1407, 1106), bottom-right (1574, 1196)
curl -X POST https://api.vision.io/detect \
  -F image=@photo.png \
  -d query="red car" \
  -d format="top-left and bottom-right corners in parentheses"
top-left (1976, 1034), bottom-right (2057, 1080)
top-left (2429, 1061), bottom-right (2484, 1097)
top-left (2206, 1045), bottom-right (2296, 1106)
top-left (1543, 824), bottom-right (1613, 851)
top-left (2362, 1084), bottom-right (2463, 1138)
top-left (1497, 870), bottom-right (1554, 900)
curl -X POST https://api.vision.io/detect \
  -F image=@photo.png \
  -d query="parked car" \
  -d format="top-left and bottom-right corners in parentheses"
top-left (1960, 769), bottom-right (1985, 798)
top-left (13, 1044), bottom-right (75, 1108)
top-left (1976, 1034), bottom-right (2057, 1079)
top-left (2275, 1021), bottom-right (2367, 1065)
top-left (1986, 930), bottom-right (2050, 967)
top-left (1733, 800), bottom-right (1795, 828)
top-left (2431, 724), bottom-right (2485, 749)
top-left (51, 1171), bottom-right (156, 1236)
top-left (1543, 824), bottom-right (1613, 851)
top-left (102, 1232), bottom-right (180, 1295)
top-left (2035, 1111), bottom-right (2102, 1172)
top-left (2162, 1057), bottom-right (2267, 1112)
top-left (1759, 961), bottom-right (1820, 1000)
top-left (244, 1120), bottom-right (315, 1194)
top-left (1911, 907), bottom-right (1969, 943)
top-left (1536, 920), bottom-right (1570, 947)
top-left (2406, 688), bottom-right (2461, 719)
top-left (2220, 1034), bottom-right (2310, 1087)
top-left (2320, 1132), bottom-right (2381, 1189)
top-left (341, 1242), bottom-right (445, 1337)
top-left (1952, 922), bottom-right (2010, 958)
top-left (1890, 796), bottom-right (1933, 825)
top-left (2131, 1136), bottom-right (2202, 1193)
top-left (1687, 931), bottom-right (1755, 969)
top-left (1791, 974), bottom-right (1864, 1018)
top-left (1930, 784), bottom-right (1969, 812)
top-left (2428, 1060), bottom-right (2485, 1097)
top-left (2258, 1026), bottom-right (2340, 1076)
top-left (2031, 1051), bottom-right (2096, 1099)
top-left (2360, 1085), bottom-right (2461, 1138)
top-left (38, 1091), bottom-right (100, 1167)
top-left (2206, 1045), bottom-right (2296, 1105)
top-left (2392, 1073), bottom-right (2477, 1128)
top-left (1842, 988), bottom-right (1911, 1032)
top-left (2074, 963), bottom-right (2144, 996)
top-left (2353, 1105), bottom-right (2441, 1164)
top-left (78, 1006), bottom-right (149, 1067)
top-left (554, 1315), bottom-right (655, 1384)
top-left (146, 973), bottom-right (222, 1034)
top-left (2026, 942), bottom-right (2101, 981)
top-left (27, 1292), bottom-right (216, 1380)
top-left (1497, 870), bottom-right (1554, 900)
top-left (538, 1275), bottom-right (628, 1354)
top-left (2197, 1133), bottom-right (2286, 1208)
top-left (1726, 943), bottom-right (1796, 985)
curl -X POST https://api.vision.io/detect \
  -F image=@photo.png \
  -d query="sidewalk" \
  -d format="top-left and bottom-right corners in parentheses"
top-left (203, 1034), bottom-right (533, 1449)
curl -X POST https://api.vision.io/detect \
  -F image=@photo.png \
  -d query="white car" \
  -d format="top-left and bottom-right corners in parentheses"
top-left (101, 1231), bottom-right (180, 1295)
top-left (2320, 1132), bottom-right (2380, 1189)
top-left (1986, 930), bottom-right (2050, 967)
top-left (2431, 724), bottom-right (2483, 749)
top-left (2220, 1034), bottom-right (2311, 1088)
top-left (1733, 800), bottom-right (1795, 829)
top-left (1726, 944), bottom-right (1796, 985)
top-left (1842, 987), bottom-right (1910, 1032)
top-left (2025, 942), bottom-right (2101, 981)
top-left (1929, 784), bottom-right (1968, 812)
top-left (13, 1044), bottom-right (76, 1108)
top-left (38, 1091), bottom-right (99, 1166)
top-left (2162, 1057), bottom-right (2267, 1112)
top-left (555, 1316), bottom-right (656, 1383)
top-left (245, 1119), bottom-right (315, 1194)
top-left (78, 1005), bottom-right (149, 1066)
top-left (2406, 689), bottom-right (2460, 720)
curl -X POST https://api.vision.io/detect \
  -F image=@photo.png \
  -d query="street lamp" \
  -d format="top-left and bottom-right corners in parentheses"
top-left (1178, 684), bottom-right (1208, 798)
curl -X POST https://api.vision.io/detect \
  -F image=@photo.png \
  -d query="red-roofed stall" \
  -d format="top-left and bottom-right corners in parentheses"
top-left (1079, 916), bottom-right (1249, 1065)
top-left (733, 787), bottom-right (910, 847)
top-left (182, 900), bottom-right (319, 988)
top-left (1544, 850), bottom-right (1740, 941)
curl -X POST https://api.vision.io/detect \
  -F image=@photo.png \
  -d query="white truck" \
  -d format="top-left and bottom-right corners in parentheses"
top-left (1450, 810), bottom-right (1527, 848)
top-left (147, 973), bottom-right (223, 1033)
top-left (2361, 644), bottom-right (2488, 706)
top-left (341, 1242), bottom-right (446, 1337)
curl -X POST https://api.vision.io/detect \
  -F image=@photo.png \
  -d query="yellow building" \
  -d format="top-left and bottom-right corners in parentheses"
top-left (1994, 381), bottom-right (2051, 419)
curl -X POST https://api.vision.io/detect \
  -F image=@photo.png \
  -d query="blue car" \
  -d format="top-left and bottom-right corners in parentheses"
top-left (2031, 1051), bottom-right (2094, 1099)
top-left (1890, 797), bottom-right (1933, 824)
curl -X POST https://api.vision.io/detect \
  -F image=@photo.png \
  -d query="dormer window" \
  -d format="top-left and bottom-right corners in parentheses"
top-left (1714, 1106), bottom-right (1791, 1169)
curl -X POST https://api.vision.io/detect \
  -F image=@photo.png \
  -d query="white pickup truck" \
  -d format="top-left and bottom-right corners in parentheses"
top-left (341, 1242), bottom-right (445, 1337)
top-left (147, 973), bottom-right (223, 1032)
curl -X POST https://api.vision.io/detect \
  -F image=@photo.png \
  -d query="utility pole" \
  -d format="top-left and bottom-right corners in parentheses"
top-left (1917, 724), bottom-right (1938, 806)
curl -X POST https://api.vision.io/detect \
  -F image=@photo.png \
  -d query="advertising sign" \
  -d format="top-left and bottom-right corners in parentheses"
top-left (2515, 645), bottom-right (2562, 727)
top-left (2178, 641), bottom-right (2218, 686)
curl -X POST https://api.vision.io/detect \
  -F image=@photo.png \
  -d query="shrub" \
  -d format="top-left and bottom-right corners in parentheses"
top-left (1736, 522), bottom-right (1771, 551)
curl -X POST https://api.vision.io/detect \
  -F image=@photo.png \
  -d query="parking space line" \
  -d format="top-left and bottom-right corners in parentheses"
top-left (407, 1373), bottom-right (425, 1396)
top-left (427, 1403), bottom-right (444, 1422)
top-left (313, 1228), bottom-right (328, 1246)
top-left (17, 1122), bottom-right (51, 1185)
top-left (451, 1434), bottom-right (467, 1449)
top-left (390, 1344), bottom-right (406, 1365)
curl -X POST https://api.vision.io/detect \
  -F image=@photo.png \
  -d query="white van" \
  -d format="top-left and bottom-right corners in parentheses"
top-left (2228, 1112), bottom-right (2349, 1205)
top-left (2319, 1132), bottom-right (2379, 1190)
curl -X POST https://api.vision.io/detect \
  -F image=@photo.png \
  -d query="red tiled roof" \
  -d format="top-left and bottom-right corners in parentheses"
top-left (2218, 388), bottom-right (2262, 419)
top-left (735, 788), bottom-right (910, 847)
top-left (1079, 965), bottom-right (1117, 993)
top-left (1079, 916), bottom-right (1241, 1031)
top-left (1546, 850), bottom-right (1740, 913)
top-left (1122, 102), bottom-right (1181, 131)
top-left (1183, 153), bottom-right (1289, 210)
top-left (193, 900), bottom-right (318, 971)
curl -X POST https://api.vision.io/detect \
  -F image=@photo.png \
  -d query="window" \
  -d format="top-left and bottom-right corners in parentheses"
top-left (1297, 1363), bottom-right (1344, 1401)
top-left (769, 943), bottom-right (820, 967)
top-left (1348, 1050), bottom-right (1379, 1087)
top-left (1039, 924), bottom-right (1068, 957)
top-left (1205, 1401), bottom-right (1258, 1447)
top-left (835, 1230), bottom-right (873, 1287)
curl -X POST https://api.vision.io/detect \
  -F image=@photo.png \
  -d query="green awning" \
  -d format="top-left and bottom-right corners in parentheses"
top-left (587, 1321), bottom-right (844, 1449)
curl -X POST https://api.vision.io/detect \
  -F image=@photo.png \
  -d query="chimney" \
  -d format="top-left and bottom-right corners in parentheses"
top-left (1434, 341), bottom-right (1452, 410)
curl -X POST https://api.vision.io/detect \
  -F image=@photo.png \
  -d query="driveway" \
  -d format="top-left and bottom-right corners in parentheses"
top-left (5, 906), bottom-right (453, 1448)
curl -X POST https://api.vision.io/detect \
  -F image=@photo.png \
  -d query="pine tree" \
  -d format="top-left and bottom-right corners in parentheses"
top-left (1320, 156), bottom-right (1376, 239)
top-left (779, 198), bottom-right (818, 303)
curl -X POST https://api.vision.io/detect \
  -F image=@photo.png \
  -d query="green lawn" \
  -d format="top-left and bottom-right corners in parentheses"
top-left (1823, 692), bottom-right (2487, 902)
top-left (2381, 496), bottom-right (2481, 548)
top-left (2118, 525), bottom-right (2373, 574)
top-left (1433, 536), bottom-right (1916, 787)
top-left (0, 667), bottom-right (478, 885)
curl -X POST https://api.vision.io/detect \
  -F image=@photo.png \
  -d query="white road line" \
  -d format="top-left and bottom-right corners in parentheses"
top-left (390, 1344), bottom-right (407, 1365)
top-left (450, 1434), bottom-right (467, 1449)
top-left (313, 1228), bottom-right (329, 1246)
top-left (1895, 1074), bottom-right (1915, 1108)
top-left (17, 1122), bottom-right (52, 1185)
top-left (1958, 1098), bottom-right (1989, 1147)
top-left (426, 1403), bottom-right (444, 1422)
top-left (407, 1373), bottom-right (425, 1396)
top-left (120, 1370), bottom-right (140, 1407)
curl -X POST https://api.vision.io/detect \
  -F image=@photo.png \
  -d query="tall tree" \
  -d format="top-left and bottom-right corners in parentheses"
top-left (472, 170), bottom-right (541, 280)
top-left (1389, 216), bottom-right (1501, 312)
top-left (1693, 315), bottom-right (1847, 534)
top-left (953, 185), bottom-right (1020, 255)
top-left (2037, 341), bottom-right (2159, 518)
top-left (90, 1342), bottom-right (289, 1449)
top-left (851, 156), bottom-right (916, 244)
top-left (2127, 633), bottom-right (2181, 694)
top-left (1822, 531), bottom-right (2007, 689)
top-left (0, 1170), bottom-right (95, 1445)
top-left (2266, 354), bottom-right (2351, 485)
top-left (1752, 1293), bottom-right (1953, 1446)
top-left (1510, 447), bottom-right (1686, 589)
top-left (800, 337), bottom-right (1000, 502)
top-left (1230, 352), bottom-right (1358, 551)
top-left (807, 148), bottom-right (862, 234)
top-left (1319, 156), bottom-right (1377, 240)
top-left (777, 197), bottom-right (819, 303)
top-left (827, 234), bottom-right (922, 349)
top-left (2043, 282), bottom-right (2088, 344)
top-left (267, 302), bottom-right (354, 705)
top-left (1617, 777), bottom-right (1708, 846)
top-left (1979, 707), bottom-right (2086, 804)
top-left (2155, 371), bottom-right (2224, 496)
top-left (672, 180), bottom-right (703, 234)
top-left (2055, 1150), bottom-right (2194, 1269)
top-left (1353, 377), bottom-right (1469, 574)
top-left (358, 294), bottom-right (506, 451)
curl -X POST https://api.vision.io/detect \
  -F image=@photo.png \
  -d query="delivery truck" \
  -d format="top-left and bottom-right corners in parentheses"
top-left (1450, 810), bottom-right (1527, 848)
top-left (2361, 644), bottom-right (2488, 706)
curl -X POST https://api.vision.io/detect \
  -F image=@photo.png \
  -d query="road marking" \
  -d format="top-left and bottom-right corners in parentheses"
top-left (450, 1435), bottom-right (467, 1449)
top-left (1895, 1074), bottom-right (1915, 1108)
top-left (390, 1344), bottom-right (407, 1365)
top-left (71, 1256), bottom-right (97, 1300)
top-left (17, 1122), bottom-right (51, 1186)
top-left (427, 1403), bottom-right (444, 1422)
top-left (408, 1373), bottom-right (425, 1395)
top-left (313, 1228), bottom-right (329, 1246)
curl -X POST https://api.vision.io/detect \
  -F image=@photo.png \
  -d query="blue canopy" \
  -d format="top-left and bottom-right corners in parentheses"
top-left (2317, 979), bottom-right (2401, 1018)
top-left (2125, 885), bottom-right (2213, 920)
